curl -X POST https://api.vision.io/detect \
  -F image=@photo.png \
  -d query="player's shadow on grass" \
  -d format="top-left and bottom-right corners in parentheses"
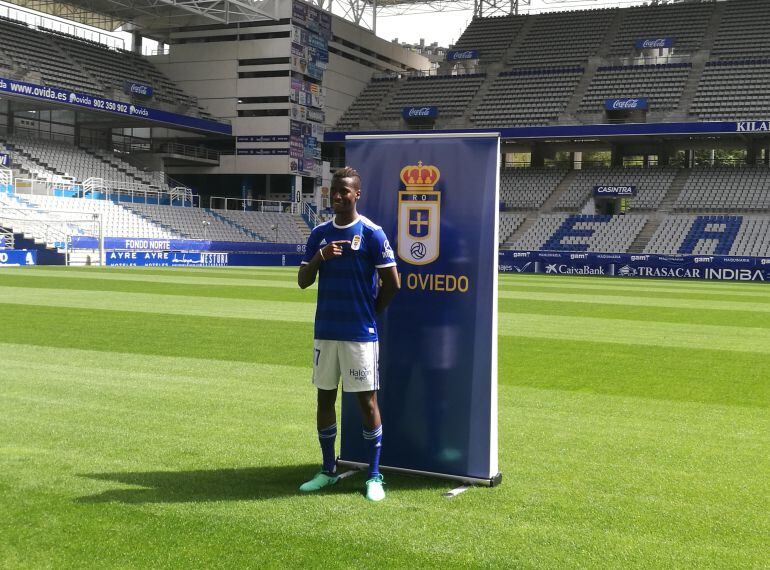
top-left (76, 464), bottom-right (444, 504)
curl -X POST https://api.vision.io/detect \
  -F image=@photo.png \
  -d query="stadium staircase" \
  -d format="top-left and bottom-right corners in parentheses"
top-left (503, 216), bottom-right (536, 248)
top-left (501, 15), bottom-right (535, 65)
top-left (363, 81), bottom-right (401, 132)
top-left (292, 215), bottom-right (311, 241)
top-left (671, 53), bottom-right (710, 120)
top-left (562, 57), bottom-right (603, 123)
top-left (658, 168), bottom-right (692, 215)
top-left (541, 170), bottom-right (579, 212)
top-left (627, 218), bottom-right (660, 253)
top-left (207, 210), bottom-right (260, 240)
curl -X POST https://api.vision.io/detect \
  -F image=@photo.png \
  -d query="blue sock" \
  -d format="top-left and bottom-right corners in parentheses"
top-left (363, 424), bottom-right (383, 478)
top-left (318, 424), bottom-right (337, 474)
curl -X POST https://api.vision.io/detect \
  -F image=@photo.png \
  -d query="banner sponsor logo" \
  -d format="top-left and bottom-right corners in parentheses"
top-left (0, 76), bottom-right (230, 135)
top-left (0, 249), bottom-right (36, 266)
top-left (737, 121), bottom-right (770, 132)
top-left (0, 153), bottom-right (8, 167)
top-left (605, 98), bottom-right (648, 111)
top-left (237, 149), bottom-right (289, 156)
top-left (124, 81), bottom-right (153, 98)
top-left (594, 185), bottom-right (637, 196)
top-left (635, 38), bottom-right (675, 49)
top-left (402, 106), bottom-right (439, 119)
top-left (545, 263), bottom-right (606, 275)
top-left (237, 135), bottom-right (289, 143)
top-left (446, 49), bottom-right (479, 61)
top-left (398, 161), bottom-right (441, 265)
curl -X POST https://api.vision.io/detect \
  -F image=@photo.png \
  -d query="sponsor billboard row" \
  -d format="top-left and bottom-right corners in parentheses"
top-left (499, 251), bottom-right (770, 282)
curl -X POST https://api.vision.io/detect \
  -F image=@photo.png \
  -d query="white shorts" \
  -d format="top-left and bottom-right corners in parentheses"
top-left (312, 339), bottom-right (380, 392)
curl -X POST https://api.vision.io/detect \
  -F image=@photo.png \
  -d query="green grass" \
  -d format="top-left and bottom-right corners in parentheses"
top-left (0, 267), bottom-right (768, 568)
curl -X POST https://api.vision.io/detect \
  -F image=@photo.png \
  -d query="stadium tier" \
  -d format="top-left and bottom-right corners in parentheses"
top-left (499, 166), bottom-right (567, 210)
top-left (675, 166), bottom-right (770, 211)
top-left (381, 74), bottom-right (486, 121)
top-left (554, 166), bottom-right (678, 212)
top-left (334, 0), bottom-right (770, 131)
top-left (0, 17), bottom-right (206, 117)
top-left (608, 2), bottom-right (714, 56)
top-left (451, 15), bottom-right (524, 62)
top-left (578, 63), bottom-right (691, 116)
top-left (472, 67), bottom-right (583, 127)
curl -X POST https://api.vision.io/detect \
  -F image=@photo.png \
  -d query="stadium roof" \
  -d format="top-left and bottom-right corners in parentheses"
top-left (0, 0), bottom-right (278, 31)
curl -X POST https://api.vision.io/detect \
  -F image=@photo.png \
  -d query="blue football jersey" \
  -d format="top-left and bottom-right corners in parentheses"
top-left (302, 216), bottom-right (396, 342)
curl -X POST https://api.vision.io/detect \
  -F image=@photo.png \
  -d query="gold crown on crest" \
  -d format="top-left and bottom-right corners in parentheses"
top-left (400, 161), bottom-right (440, 191)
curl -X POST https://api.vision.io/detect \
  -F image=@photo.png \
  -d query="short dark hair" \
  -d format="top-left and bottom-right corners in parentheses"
top-left (332, 166), bottom-right (361, 190)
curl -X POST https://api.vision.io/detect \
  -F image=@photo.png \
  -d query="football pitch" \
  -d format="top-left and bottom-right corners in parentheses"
top-left (1, 267), bottom-right (768, 568)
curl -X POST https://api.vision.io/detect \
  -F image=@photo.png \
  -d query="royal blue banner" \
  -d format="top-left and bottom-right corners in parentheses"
top-left (605, 98), bottom-right (648, 111)
top-left (0, 249), bottom-right (37, 266)
top-left (402, 106), bottom-right (439, 120)
top-left (593, 185), bottom-right (637, 196)
top-left (635, 38), bottom-right (675, 49)
top-left (105, 251), bottom-right (303, 267)
top-left (498, 251), bottom-right (770, 282)
top-left (0, 153), bottom-right (9, 167)
top-left (124, 81), bottom-right (153, 98)
top-left (446, 49), bottom-right (479, 61)
top-left (343, 134), bottom-right (501, 483)
top-left (0, 76), bottom-right (230, 135)
top-left (71, 236), bottom-right (306, 254)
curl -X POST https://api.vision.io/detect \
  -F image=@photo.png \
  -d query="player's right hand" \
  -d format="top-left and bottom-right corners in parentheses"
top-left (320, 240), bottom-right (350, 260)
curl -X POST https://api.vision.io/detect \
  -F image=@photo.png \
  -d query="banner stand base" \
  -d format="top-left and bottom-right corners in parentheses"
top-left (337, 459), bottom-right (502, 488)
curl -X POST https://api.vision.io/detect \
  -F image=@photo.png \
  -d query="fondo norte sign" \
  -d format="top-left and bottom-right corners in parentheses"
top-left (402, 106), bottom-right (439, 120)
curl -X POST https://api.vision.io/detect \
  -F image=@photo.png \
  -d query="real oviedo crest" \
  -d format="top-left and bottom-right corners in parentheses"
top-left (398, 161), bottom-right (440, 265)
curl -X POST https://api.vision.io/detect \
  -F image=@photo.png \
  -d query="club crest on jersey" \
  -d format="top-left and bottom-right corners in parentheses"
top-left (351, 234), bottom-right (362, 251)
top-left (397, 161), bottom-right (440, 265)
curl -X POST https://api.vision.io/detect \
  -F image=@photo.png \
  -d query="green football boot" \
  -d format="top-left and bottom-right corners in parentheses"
top-left (299, 471), bottom-right (340, 492)
top-left (365, 474), bottom-right (385, 502)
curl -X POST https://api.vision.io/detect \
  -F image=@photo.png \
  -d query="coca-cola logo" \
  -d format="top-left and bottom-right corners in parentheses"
top-left (613, 99), bottom-right (641, 109)
top-left (403, 106), bottom-right (438, 119)
top-left (642, 39), bottom-right (666, 48)
top-left (448, 50), bottom-right (477, 61)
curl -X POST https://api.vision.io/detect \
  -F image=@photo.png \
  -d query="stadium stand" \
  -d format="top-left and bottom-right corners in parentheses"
top-left (472, 67), bottom-right (583, 127)
top-left (674, 166), bottom-right (770, 211)
top-left (608, 2), bottom-right (714, 56)
top-left (507, 9), bottom-right (616, 68)
top-left (555, 166), bottom-right (677, 211)
top-left (578, 63), bottom-right (691, 115)
top-left (711, 0), bottom-right (770, 58)
top-left (450, 15), bottom-right (525, 62)
top-left (499, 212), bottom-right (526, 245)
top-left (690, 60), bottom-right (770, 120)
top-left (0, 17), bottom-right (102, 95)
top-left (123, 202), bottom-right (306, 243)
top-left (645, 214), bottom-right (770, 257)
top-left (512, 213), bottom-right (648, 253)
top-left (0, 17), bottom-right (206, 117)
top-left (381, 74), bottom-right (486, 121)
top-left (334, 78), bottom-right (398, 131)
top-left (499, 166), bottom-right (567, 210)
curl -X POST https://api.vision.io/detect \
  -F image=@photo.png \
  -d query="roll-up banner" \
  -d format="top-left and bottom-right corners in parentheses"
top-left (342, 133), bottom-right (501, 485)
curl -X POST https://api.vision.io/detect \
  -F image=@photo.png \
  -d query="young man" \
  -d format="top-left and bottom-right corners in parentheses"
top-left (297, 166), bottom-right (400, 502)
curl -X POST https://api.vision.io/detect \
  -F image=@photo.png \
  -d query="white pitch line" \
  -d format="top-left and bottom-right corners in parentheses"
top-left (443, 484), bottom-right (471, 498)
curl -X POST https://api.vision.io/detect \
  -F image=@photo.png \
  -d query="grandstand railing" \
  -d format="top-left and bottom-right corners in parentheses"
top-left (157, 142), bottom-right (220, 162)
top-left (0, 4), bottom-right (124, 50)
top-left (301, 200), bottom-right (319, 228)
top-left (209, 196), bottom-right (297, 214)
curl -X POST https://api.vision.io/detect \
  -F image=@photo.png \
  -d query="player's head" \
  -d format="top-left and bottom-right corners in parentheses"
top-left (331, 166), bottom-right (361, 214)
